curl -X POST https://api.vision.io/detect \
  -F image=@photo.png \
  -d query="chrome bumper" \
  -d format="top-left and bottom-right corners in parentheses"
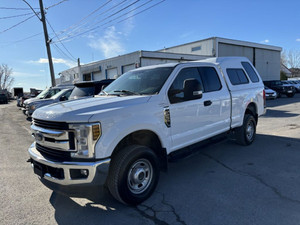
top-left (28, 143), bottom-right (110, 185)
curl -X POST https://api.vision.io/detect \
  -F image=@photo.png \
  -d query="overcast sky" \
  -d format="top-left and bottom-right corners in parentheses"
top-left (0, 0), bottom-right (300, 91)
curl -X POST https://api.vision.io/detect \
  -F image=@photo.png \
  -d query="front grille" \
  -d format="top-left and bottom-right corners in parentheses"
top-left (36, 143), bottom-right (71, 161)
top-left (33, 118), bottom-right (69, 130)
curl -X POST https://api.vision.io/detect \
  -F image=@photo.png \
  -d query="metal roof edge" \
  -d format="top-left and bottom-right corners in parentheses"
top-left (215, 37), bottom-right (282, 51)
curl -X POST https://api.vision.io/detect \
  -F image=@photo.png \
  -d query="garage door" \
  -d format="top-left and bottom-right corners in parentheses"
top-left (106, 68), bottom-right (118, 79)
top-left (122, 64), bottom-right (135, 74)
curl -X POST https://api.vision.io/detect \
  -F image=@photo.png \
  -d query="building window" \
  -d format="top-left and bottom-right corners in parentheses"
top-left (191, 46), bottom-right (201, 52)
top-left (83, 73), bottom-right (91, 81)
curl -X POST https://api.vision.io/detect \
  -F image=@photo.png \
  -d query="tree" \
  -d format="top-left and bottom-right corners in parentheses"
top-left (0, 64), bottom-right (14, 90)
top-left (281, 49), bottom-right (300, 68)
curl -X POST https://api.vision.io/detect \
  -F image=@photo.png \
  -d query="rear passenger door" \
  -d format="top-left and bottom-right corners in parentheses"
top-left (168, 66), bottom-right (231, 151)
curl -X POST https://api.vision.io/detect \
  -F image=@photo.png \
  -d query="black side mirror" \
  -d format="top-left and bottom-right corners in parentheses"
top-left (60, 96), bottom-right (67, 101)
top-left (183, 79), bottom-right (202, 101)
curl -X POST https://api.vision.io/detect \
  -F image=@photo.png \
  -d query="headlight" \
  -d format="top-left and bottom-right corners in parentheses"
top-left (69, 123), bottom-right (101, 158)
top-left (30, 104), bottom-right (36, 110)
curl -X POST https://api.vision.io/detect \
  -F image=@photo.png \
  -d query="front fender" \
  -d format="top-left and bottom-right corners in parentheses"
top-left (92, 106), bottom-right (171, 159)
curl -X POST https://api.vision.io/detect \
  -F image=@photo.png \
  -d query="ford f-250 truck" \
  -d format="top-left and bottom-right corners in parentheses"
top-left (28, 57), bottom-right (266, 205)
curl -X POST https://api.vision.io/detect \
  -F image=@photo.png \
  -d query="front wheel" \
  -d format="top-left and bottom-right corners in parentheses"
top-left (235, 114), bottom-right (257, 146)
top-left (107, 145), bottom-right (160, 205)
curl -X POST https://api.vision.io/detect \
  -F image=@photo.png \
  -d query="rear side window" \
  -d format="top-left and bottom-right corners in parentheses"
top-left (227, 69), bottom-right (249, 85)
top-left (198, 67), bottom-right (222, 92)
top-left (241, 62), bottom-right (259, 83)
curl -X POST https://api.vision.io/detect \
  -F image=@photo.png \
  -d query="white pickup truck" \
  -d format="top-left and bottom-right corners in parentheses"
top-left (28, 57), bottom-right (266, 205)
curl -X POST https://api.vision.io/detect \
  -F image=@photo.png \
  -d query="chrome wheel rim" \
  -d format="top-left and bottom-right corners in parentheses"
top-left (127, 159), bottom-right (153, 194)
top-left (246, 120), bottom-right (255, 141)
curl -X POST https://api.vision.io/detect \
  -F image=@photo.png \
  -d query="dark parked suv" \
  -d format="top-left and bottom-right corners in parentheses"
top-left (69, 79), bottom-right (115, 100)
top-left (264, 80), bottom-right (296, 98)
top-left (0, 94), bottom-right (8, 104)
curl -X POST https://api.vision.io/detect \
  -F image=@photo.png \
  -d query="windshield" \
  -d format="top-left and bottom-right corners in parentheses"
top-left (103, 67), bottom-right (174, 95)
top-left (69, 86), bottom-right (95, 99)
top-left (36, 88), bottom-right (50, 99)
top-left (51, 89), bottom-right (69, 100)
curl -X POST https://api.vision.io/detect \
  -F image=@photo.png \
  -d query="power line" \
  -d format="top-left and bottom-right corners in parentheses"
top-left (46, 18), bottom-right (77, 61)
top-left (52, 0), bottom-right (113, 39)
top-left (55, 0), bottom-right (165, 43)
top-left (0, 14), bottom-right (36, 34)
top-left (102, 0), bottom-right (154, 27)
top-left (116, 0), bottom-right (165, 24)
top-left (45, 0), bottom-right (69, 10)
top-left (55, 0), bottom-right (141, 42)
top-left (0, 7), bottom-right (39, 10)
top-left (0, 12), bottom-right (34, 20)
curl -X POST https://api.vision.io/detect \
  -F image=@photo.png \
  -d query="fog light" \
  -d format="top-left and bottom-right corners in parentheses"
top-left (70, 169), bottom-right (89, 179)
top-left (81, 169), bottom-right (88, 176)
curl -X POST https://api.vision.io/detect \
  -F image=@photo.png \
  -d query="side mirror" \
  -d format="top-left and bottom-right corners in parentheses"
top-left (60, 96), bottom-right (67, 101)
top-left (183, 79), bottom-right (202, 101)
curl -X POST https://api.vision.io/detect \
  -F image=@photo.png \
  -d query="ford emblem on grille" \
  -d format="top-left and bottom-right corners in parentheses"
top-left (35, 132), bottom-right (44, 142)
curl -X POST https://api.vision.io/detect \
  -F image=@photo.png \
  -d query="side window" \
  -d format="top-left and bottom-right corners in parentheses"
top-left (64, 90), bottom-right (72, 99)
top-left (227, 69), bottom-right (249, 85)
top-left (168, 67), bottom-right (202, 104)
top-left (198, 67), bottom-right (222, 92)
top-left (241, 62), bottom-right (259, 83)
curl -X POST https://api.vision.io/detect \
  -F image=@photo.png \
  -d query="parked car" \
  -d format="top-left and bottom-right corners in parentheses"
top-left (0, 94), bottom-right (8, 104)
top-left (282, 80), bottom-right (300, 92)
top-left (69, 79), bottom-right (115, 100)
top-left (264, 80), bottom-right (295, 97)
top-left (264, 86), bottom-right (277, 100)
top-left (28, 57), bottom-right (265, 205)
top-left (25, 88), bottom-right (73, 117)
top-left (22, 86), bottom-right (72, 114)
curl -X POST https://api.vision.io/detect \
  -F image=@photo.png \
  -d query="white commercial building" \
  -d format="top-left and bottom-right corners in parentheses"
top-left (58, 37), bottom-right (282, 84)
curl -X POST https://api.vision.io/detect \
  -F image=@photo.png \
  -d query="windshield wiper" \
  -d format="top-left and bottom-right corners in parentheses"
top-left (113, 90), bottom-right (139, 95)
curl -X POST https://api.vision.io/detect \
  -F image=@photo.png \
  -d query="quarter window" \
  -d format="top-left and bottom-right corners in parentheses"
top-left (241, 62), bottom-right (259, 83)
top-left (227, 69), bottom-right (249, 85)
top-left (198, 67), bottom-right (222, 92)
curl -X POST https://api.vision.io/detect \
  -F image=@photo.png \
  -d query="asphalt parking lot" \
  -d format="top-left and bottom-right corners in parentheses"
top-left (1, 95), bottom-right (300, 225)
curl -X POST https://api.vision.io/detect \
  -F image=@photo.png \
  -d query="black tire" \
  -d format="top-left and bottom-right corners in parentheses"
top-left (235, 114), bottom-right (256, 146)
top-left (286, 93), bottom-right (295, 98)
top-left (107, 145), bottom-right (160, 205)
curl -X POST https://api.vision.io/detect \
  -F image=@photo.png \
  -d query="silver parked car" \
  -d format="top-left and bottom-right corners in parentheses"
top-left (26, 88), bottom-right (73, 117)
top-left (264, 86), bottom-right (277, 100)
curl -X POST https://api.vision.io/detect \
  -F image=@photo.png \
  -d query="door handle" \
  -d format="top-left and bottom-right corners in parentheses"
top-left (204, 100), bottom-right (212, 106)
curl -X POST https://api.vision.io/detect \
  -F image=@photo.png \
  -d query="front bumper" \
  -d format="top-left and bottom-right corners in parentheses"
top-left (28, 143), bottom-right (110, 186)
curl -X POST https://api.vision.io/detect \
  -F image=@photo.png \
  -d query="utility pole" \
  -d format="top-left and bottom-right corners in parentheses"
top-left (39, 0), bottom-right (56, 86)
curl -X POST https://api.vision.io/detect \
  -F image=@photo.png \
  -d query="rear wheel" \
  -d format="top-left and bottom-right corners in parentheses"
top-left (107, 145), bottom-right (160, 205)
top-left (235, 114), bottom-right (256, 146)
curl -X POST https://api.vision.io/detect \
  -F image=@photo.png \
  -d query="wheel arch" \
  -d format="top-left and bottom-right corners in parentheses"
top-left (245, 102), bottom-right (258, 124)
top-left (111, 129), bottom-right (168, 172)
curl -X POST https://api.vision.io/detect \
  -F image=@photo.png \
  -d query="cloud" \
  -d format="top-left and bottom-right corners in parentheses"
top-left (261, 39), bottom-right (270, 44)
top-left (180, 31), bottom-right (194, 39)
top-left (28, 58), bottom-right (76, 68)
top-left (13, 71), bottom-right (43, 78)
top-left (88, 26), bottom-right (126, 58)
top-left (296, 39), bottom-right (300, 42)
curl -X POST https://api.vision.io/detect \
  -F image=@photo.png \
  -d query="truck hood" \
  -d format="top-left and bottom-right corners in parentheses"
top-left (32, 95), bottom-right (151, 122)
